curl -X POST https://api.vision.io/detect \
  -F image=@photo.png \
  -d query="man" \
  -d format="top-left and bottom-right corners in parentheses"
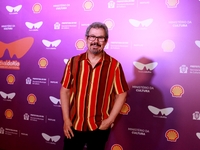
top-left (60, 22), bottom-right (129, 150)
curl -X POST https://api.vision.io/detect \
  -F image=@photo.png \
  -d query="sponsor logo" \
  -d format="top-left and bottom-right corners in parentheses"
top-left (82, 0), bottom-right (94, 11)
top-left (25, 77), bottom-right (58, 86)
top-left (0, 91), bottom-right (16, 101)
top-left (148, 105), bottom-right (173, 118)
top-left (129, 18), bottom-right (153, 27)
top-left (26, 77), bottom-right (32, 84)
top-left (2, 128), bottom-right (19, 136)
top-left (109, 42), bottom-right (129, 50)
top-left (190, 65), bottom-right (200, 74)
top-left (108, 1), bottom-right (115, 8)
top-left (165, 129), bottom-right (179, 142)
top-left (54, 22), bottom-right (77, 30)
top-left (111, 144), bottom-right (123, 150)
top-left (109, 0), bottom-right (135, 8)
top-left (0, 127), bottom-right (4, 134)
top-left (133, 61), bottom-right (158, 71)
top-left (27, 94), bottom-right (37, 104)
top-left (0, 60), bottom-right (20, 70)
top-left (42, 39), bottom-right (61, 49)
top-left (120, 103), bottom-right (130, 115)
top-left (25, 21), bottom-right (43, 31)
top-left (38, 57), bottom-right (48, 68)
top-left (179, 65), bottom-right (188, 73)
top-left (0, 37), bottom-right (34, 59)
top-left (132, 86), bottom-right (154, 93)
top-left (1, 24), bottom-right (15, 30)
top-left (42, 133), bottom-right (61, 144)
top-left (26, 77), bottom-right (47, 85)
top-left (75, 39), bottom-right (86, 50)
top-left (1, 128), bottom-right (24, 136)
top-left (54, 22), bottom-right (60, 29)
top-left (6, 74), bottom-right (15, 84)
top-left (53, 3), bottom-right (70, 10)
top-left (165, 0), bottom-right (179, 8)
top-left (0, 37), bottom-right (34, 70)
top-left (49, 96), bottom-right (61, 107)
top-left (193, 111), bottom-right (200, 120)
top-left (6, 5), bottom-right (22, 14)
top-left (24, 113), bottom-right (45, 122)
top-left (180, 65), bottom-right (200, 74)
top-left (169, 20), bottom-right (192, 27)
top-left (162, 40), bottom-right (175, 52)
top-left (197, 133), bottom-right (200, 139)
top-left (64, 59), bottom-right (69, 64)
top-left (195, 40), bottom-right (200, 48)
top-left (104, 19), bottom-right (115, 30)
top-left (128, 128), bottom-right (150, 136)
top-left (24, 113), bottom-right (29, 120)
top-left (170, 84), bottom-right (184, 98)
top-left (32, 3), bottom-right (42, 13)
top-left (5, 109), bottom-right (14, 119)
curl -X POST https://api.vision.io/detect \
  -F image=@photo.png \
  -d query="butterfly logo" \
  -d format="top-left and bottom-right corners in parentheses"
top-left (42, 133), bottom-right (61, 142)
top-left (25, 21), bottom-right (43, 29)
top-left (0, 37), bottom-right (34, 59)
top-left (133, 61), bottom-right (158, 71)
top-left (197, 133), bottom-right (200, 139)
top-left (195, 40), bottom-right (200, 48)
top-left (0, 91), bottom-right (16, 99)
top-left (42, 40), bottom-right (61, 48)
top-left (6, 5), bottom-right (22, 13)
top-left (129, 18), bottom-right (153, 27)
top-left (64, 59), bottom-right (68, 64)
top-left (49, 96), bottom-right (61, 105)
top-left (148, 105), bottom-right (174, 116)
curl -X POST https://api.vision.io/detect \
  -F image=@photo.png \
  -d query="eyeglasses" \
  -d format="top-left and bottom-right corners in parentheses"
top-left (87, 35), bottom-right (106, 42)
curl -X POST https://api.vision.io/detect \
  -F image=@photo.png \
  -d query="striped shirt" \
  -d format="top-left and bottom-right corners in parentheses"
top-left (61, 51), bottom-right (129, 131)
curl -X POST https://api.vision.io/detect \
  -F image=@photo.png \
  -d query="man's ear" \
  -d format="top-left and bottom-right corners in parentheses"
top-left (105, 39), bottom-right (108, 44)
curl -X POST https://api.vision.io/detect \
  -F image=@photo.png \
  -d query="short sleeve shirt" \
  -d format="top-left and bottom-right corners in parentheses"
top-left (61, 52), bottom-right (129, 131)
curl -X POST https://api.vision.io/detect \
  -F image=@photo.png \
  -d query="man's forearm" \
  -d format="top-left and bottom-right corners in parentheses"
top-left (60, 86), bottom-right (71, 121)
top-left (108, 92), bottom-right (127, 123)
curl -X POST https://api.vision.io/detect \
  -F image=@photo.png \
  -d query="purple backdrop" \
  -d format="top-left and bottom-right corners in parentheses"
top-left (0, 0), bottom-right (200, 150)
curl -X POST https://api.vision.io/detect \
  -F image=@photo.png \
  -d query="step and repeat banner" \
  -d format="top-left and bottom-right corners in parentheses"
top-left (0, 0), bottom-right (200, 150)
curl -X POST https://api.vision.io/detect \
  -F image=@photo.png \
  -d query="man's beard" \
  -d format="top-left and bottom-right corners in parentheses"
top-left (91, 48), bottom-right (103, 55)
top-left (90, 43), bottom-right (103, 55)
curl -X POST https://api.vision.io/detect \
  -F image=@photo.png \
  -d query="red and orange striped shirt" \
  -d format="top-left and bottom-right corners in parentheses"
top-left (61, 52), bottom-right (129, 131)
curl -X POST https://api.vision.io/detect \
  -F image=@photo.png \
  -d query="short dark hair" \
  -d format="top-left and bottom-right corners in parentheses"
top-left (85, 22), bottom-right (109, 41)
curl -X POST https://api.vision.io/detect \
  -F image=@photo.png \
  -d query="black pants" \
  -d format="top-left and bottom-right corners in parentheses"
top-left (63, 128), bottom-right (111, 150)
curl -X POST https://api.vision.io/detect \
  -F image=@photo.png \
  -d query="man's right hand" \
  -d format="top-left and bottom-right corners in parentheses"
top-left (63, 119), bottom-right (74, 139)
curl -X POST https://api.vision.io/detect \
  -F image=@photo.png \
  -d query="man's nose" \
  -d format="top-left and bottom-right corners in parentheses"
top-left (94, 37), bottom-right (99, 41)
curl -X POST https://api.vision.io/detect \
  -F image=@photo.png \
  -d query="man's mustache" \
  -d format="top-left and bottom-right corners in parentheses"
top-left (91, 43), bottom-right (101, 47)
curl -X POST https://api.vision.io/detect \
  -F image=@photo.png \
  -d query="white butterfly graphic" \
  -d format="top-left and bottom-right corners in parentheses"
top-left (148, 105), bottom-right (174, 116)
top-left (196, 133), bottom-right (200, 139)
top-left (25, 21), bottom-right (43, 29)
top-left (42, 133), bottom-right (60, 142)
top-left (195, 40), bottom-right (200, 48)
top-left (0, 91), bottom-right (16, 99)
top-left (49, 96), bottom-right (61, 105)
top-left (64, 59), bottom-right (69, 64)
top-left (42, 40), bottom-right (61, 48)
top-left (6, 5), bottom-right (22, 13)
top-left (133, 61), bottom-right (158, 71)
top-left (129, 18), bottom-right (153, 27)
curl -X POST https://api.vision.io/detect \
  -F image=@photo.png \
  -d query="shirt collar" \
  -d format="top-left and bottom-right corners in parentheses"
top-left (79, 51), bottom-right (110, 62)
